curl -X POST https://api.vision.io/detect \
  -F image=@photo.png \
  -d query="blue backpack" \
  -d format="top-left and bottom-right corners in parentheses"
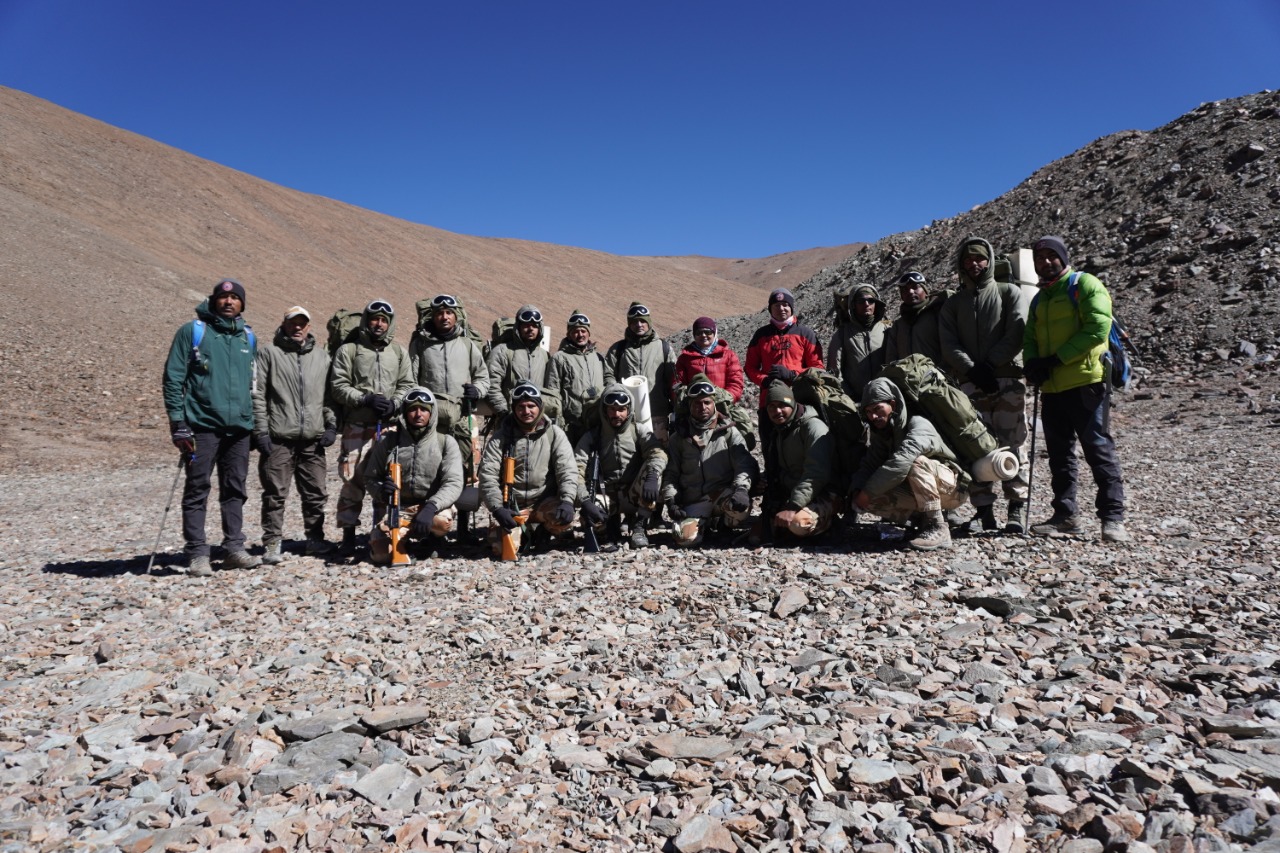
top-left (1030, 272), bottom-right (1132, 391)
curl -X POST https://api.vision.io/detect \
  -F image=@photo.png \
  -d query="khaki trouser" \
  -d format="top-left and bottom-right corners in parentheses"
top-left (336, 424), bottom-right (380, 529)
top-left (369, 503), bottom-right (457, 562)
top-left (774, 493), bottom-right (843, 538)
top-left (865, 456), bottom-right (967, 524)
top-left (487, 496), bottom-right (575, 557)
top-left (962, 376), bottom-right (1029, 506)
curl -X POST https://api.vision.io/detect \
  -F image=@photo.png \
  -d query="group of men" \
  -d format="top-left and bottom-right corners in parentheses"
top-left (162, 233), bottom-right (1128, 572)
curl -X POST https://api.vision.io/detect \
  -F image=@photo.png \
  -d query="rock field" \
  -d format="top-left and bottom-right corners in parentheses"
top-left (3, 371), bottom-right (1280, 852)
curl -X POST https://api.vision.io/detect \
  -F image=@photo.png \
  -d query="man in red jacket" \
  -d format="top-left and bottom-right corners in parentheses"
top-left (673, 317), bottom-right (744, 403)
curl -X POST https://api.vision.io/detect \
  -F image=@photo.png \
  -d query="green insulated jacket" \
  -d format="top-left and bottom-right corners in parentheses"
top-left (547, 339), bottom-right (607, 431)
top-left (662, 414), bottom-right (755, 504)
top-left (486, 335), bottom-right (551, 416)
top-left (939, 237), bottom-right (1026, 380)
top-left (827, 284), bottom-right (888, 401)
top-left (408, 326), bottom-right (489, 402)
top-left (1024, 268), bottom-right (1113, 394)
top-left (253, 329), bottom-right (336, 441)
top-left (479, 414), bottom-right (578, 510)
top-left (163, 300), bottom-right (256, 432)
top-left (771, 405), bottom-right (834, 511)
top-left (364, 402), bottom-right (464, 509)
top-left (851, 378), bottom-right (961, 497)
top-left (885, 290), bottom-right (950, 366)
top-left (605, 331), bottom-right (676, 418)
top-left (329, 311), bottom-right (414, 427)
top-left (573, 383), bottom-right (667, 500)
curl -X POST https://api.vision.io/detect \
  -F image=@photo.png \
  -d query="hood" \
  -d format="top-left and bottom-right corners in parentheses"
top-left (514, 304), bottom-right (545, 348)
top-left (360, 304), bottom-right (398, 345)
top-left (273, 327), bottom-right (316, 353)
top-left (955, 237), bottom-right (997, 290)
top-left (851, 284), bottom-right (886, 325)
top-left (861, 377), bottom-right (908, 434)
top-left (195, 299), bottom-right (246, 334)
top-left (400, 387), bottom-right (440, 440)
top-left (595, 382), bottom-right (635, 431)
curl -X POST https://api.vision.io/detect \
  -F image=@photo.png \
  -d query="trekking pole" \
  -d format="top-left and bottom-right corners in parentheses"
top-left (1025, 387), bottom-right (1040, 537)
top-left (147, 454), bottom-right (188, 573)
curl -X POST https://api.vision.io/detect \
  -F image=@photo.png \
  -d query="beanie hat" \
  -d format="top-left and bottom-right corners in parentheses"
top-left (212, 278), bottom-right (246, 305)
top-left (686, 373), bottom-right (717, 399)
top-left (1033, 235), bottom-right (1070, 268)
top-left (961, 242), bottom-right (990, 259)
top-left (692, 316), bottom-right (717, 333)
top-left (766, 383), bottom-right (795, 407)
top-left (768, 288), bottom-right (796, 310)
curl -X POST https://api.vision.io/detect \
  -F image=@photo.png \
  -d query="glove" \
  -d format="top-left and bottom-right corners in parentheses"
top-left (411, 503), bottom-right (438, 538)
top-left (767, 364), bottom-right (796, 383)
top-left (641, 473), bottom-right (660, 505)
top-left (728, 487), bottom-right (751, 512)
top-left (968, 363), bottom-right (999, 395)
top-left (462, 383), bottom-right (482, 402)
top-left (666, 501), bottom-right (687, 521)
top-left (1024, 355), bottom-right (1060, 386)
top-left (379, 475), bottom-right (400, 501)
top-left (362, 393), bottom-right (395, 418)
top-left (170, 420), bottom-right (195, 454)
top-left (493, 506), bottom-right (520, 530)
top-left (550, 500), bottom-right (576, 526)
top-left (253, 433), bottom-right (274, 455)
top-left (581, 499), bottom-right (607, 525)
top-left (320, 428), bottom-right (338, 448)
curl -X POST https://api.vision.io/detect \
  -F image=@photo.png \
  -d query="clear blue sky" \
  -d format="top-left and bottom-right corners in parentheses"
top-left (2, 1), bottom-right (1277, 258)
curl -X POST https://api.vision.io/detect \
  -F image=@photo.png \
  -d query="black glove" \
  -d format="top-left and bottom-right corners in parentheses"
top-left (411, 503), bottom-right (438, 538)
top-left (1024, 356), bottom-right (1060, 386)
top-left (728, 487), bottom-right (751, 512)
top-left (462, 383), bottom-right (482, 402)
top-left (767, 364), bottom-right (796, 383)
top-left (320, 427), bottom-right (338, 448)
top-left (493, 506), bottom-right (520, 530)
top-left (968, 363), bottom-right (999, 395)
top-left (550, 500), bottom-right (576, 526)
top-left (666, 501), bottom-right (687, 521)
top-left (641, 473), bottom-right (660, 505)
top-left (253, 433), bottom-right (274, 455)
top-left (376, 396), bottom-right (398, 418)
top-left (170, 421), bottom-right (196, 454)
top-left (379, 475), bottom-right (400, 501)
top-left (581, 499), bottom-right (607, 525)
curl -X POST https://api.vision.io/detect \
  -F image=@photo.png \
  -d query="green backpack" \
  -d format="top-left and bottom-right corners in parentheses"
top-left (326, 309), bottom-right (363, 355)
top-left (877, 354), bottom-right (998, 467)
top-left (791, 368), bottom-right (865, 479)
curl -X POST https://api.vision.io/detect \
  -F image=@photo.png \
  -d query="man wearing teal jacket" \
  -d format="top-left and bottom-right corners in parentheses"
top-left (1023, 236), bottom-right (1129, 544)
top-left (162, 278), bottom-right (261, 575)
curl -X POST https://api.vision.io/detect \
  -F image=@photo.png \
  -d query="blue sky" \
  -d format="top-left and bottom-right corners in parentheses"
top-left (1, 1), bottom-right (1278, 258)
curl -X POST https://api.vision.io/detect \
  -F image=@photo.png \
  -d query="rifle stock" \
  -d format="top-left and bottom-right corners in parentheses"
top-left (499, 454), bottom-right (526, 561)
top-left (387, 461), bottom-right (411, 565)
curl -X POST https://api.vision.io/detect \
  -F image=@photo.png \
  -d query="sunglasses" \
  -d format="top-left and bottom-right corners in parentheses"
top-left (898, 272), bottom-right (926, 286)
top-left (568, 312), bottom-right (591, 327)
top-left (517, 308), bottom-right (543, 325)
top-left (602, 390), bottom-right (631, 407)
top-left (431, 294), bottom-right (458, 308)
top-left (693, 328), bottom-right (716, 336)
top-left (366, 300), bottom-right (394, 316)
top-left (511, 384), bottom-right (542, 401)
top-left (627, 304), bottom-right (651, 319)
top-left (687, 381), bottom-right (716, 398)
top-left (853, 297), bottom-right (876, 305)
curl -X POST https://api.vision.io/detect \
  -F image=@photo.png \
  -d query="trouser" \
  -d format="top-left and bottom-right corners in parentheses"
top-left (259, 437), bottom-right (328, 543)
top-left (336, 424), bottom-right (379, 529)
top-left (369, 502), bottom-right (457, 562)
top-left (672, 489), bottom-right (750, 548)
top-left (865, 457), bottom-right (967, 524)
top-left (182, 429), bottom-right (251, 558)
top-left (436, 397), bottom-right (483, 485)
top-left (773, 493), bottom-right (843, 538)
top-left (1040, 382), bottom-right (1126, 522)
top-left (487, 495), bottom-right (574, 556)
top-left (963, 376), bottom-right (1029, 506)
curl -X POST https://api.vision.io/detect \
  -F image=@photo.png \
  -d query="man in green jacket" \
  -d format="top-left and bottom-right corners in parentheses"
top-left (252, 306), bottom-right (338, 563)
top-left (885, 271), bottom-right (950, 366)
top-left (827, 283), bottom-right (888, 402)
top-left (605, 303), bottom-right (676, 443)
top-left (1023, 236), bottom-right (1130, 544)
top-left (547, 310), bottom-right (607, 446)
top-left (162, 278), bottom-right (261, 575)
top-left (763, 383), bottom-right (841, 540)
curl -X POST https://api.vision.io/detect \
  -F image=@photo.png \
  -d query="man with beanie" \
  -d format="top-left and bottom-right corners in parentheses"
top-left (364, 387), bottom-right (465, 564)
top-left (162, 277), bottom-right (261, 575)
top-left (939, 238), bottom-right (1031, 534)
top-left (828, 283), bottom-right (889, 401)
top-left (546, 310), bottom-right (607, 445)
top-left (478, 381), bottom-right (579, 557)
top-left (604, 303), bottom-right (677, 443)
top-left (763, 382), bottom-right (841, 540)
top-left (328, 299), bottom-right (415, 556)
top-left (1024, 235), bottom-right (1130, 544)
top-left (885, 271), bottom-right (951, 365)
top-left (252, 306), bottom-right (338, 563)
top-left (662, 375), bottom-right (758, 548)
top-left (673, 316), bottom-right (744, 403)
top-left (487, 305), bottom-right (554, 418)
top-left (575, 383), bottom-right (668, 548)
top-left (850, 377), bottom-right (971, 551)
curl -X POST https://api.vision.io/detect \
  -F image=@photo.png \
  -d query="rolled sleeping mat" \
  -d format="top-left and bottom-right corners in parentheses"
top-left (622, 375), bottom-right (652, 434)
top-left (971, 447), bottom-right (1019, 482)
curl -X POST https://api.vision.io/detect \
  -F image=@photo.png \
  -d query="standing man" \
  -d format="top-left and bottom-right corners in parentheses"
top-left (328, 300), bottom-right (415, 556)
top-left (546, 309), bottom-right (607, 446)
top-left (487, 305), bottom-right (552, 417)
top-left (885, 271), bottom-right (950, 365)
top-left (827, 283), bottom-right (889, 402)
top-left (162, 278), bottom-right (261, 575)
top-left (253, 306), bottom-right (338, 563)
top-left (673, 316), bottom-right (744, 403)
top-left (939, 238), bottom-right (1030, 534)
top-left (604, 303), bottom-right (676, 443)
top-left (1023, 236), bottom-right (1130, 544)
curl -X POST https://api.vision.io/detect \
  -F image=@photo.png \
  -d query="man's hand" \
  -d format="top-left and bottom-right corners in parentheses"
top-left (728, 487), bottom-right (751, 512)
top-left (767, 364), bottom-right (796, 383)
top-left (666, 501), bottom-right (687, 521)
top-left (968, 363), bottom-right (999, 395)
top-left (774, 508), bottom-right (797, 528)
top-left (462, 383), bottom-right (482, 402)
top-left (581, 499), bottom-right (607, 525)
top-left (170, 421), bottom-right (196, 454)
top-left (641, 473), bottom-right (660, 505)
top-left (253, 433), bottom-right (274, 455)
top-left (492, 507), bottom-right (520, 530)
top-left (853, 490), bottom-right (871, 512)
top-left (320, 427), bottom-right (338, 448)
top-left (379, 475), bottom-right (400, 501)
top-left (1024, 355), bottom-right (1060, 386)
top-left (411, 503), bottom-right (437, 538)
top-left (550, 500), bottom-right (576, 526)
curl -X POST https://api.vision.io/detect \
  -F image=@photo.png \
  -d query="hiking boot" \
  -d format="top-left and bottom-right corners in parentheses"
top-left (187, 555), bottom-right (213, 577)
top-left (967, 504), bottom-right (998, 534)
top-left (222, 550), bottom-right (262, 570)
top-left (1030, 514), bottom-right (1084, 538)
top-left (1101, 520), bottom-right (1132, 544)
top-left (304, 538), bottom-right (335, 556)
top-left (944, 508), bottom-right (966, 529)
top-left (1004, 502), bottom-right (1027, 534)
top-left (909, 511), bottom-right (952, 551)
top-left (261, 539), bottom-right (284, 565)
top-left (629, 526), bottom-right (649, 549)
top-left (337, 527), bottom-right (358, 556)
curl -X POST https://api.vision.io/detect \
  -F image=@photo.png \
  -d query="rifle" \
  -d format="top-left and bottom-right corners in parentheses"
top-left (499, 452), bottom-right (529, 561)
top-left (386, 460), bottom-right (412, 565)
top-left (583, 450), bottom-right (602, 553)
top-left (457, 397), bottom-right (481, 539)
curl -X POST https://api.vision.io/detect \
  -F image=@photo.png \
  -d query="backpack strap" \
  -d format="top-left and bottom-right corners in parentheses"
top-left (190, 318), bottom-right (255, 363)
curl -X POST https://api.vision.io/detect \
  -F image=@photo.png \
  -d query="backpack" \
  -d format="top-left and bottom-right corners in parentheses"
top-left (673, 383), bottom-right (756, 450)
top-left (1030, 272), bottom-right (1133, 391)
top-left (414, 298), bottom-right (490, 357)
top-left (792, 368), bottom-right (865, 479)
top-left (326, 309), bottom-right (363, 355)
top-left (877, 355), bottom-right (998, 468)
top-left (190, 319), bottom-right (255, 367)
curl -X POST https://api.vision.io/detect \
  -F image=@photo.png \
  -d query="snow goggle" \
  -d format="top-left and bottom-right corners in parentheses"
top-left (568, 312), bottom-right (591, 328)
top-left (516, 308), bottom-right (543, 325)
top-left (897, 271), bottom-right (926, 287)
top-left (511, 384), bottom-right (542, 402)
top-left (431, 294), bottom-right (459, 308)
top-left (404, 388), bottom-right (435, 409)
top-left (687, 380), bottom-right (716, 399)
top-left (602, 390), bottom-right (631, 407)
top-left (627, 304), bottom-right (651, 319)
top-left (366, 300), bottom-right (394, 316)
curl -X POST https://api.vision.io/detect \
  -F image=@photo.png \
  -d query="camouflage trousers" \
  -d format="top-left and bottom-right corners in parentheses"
top-left (961, 376), bottom-right (1029, 506)
top-left (866, 457), bottom-right (968, 524)
top-left (336, 424), bottom-right (380, 529)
